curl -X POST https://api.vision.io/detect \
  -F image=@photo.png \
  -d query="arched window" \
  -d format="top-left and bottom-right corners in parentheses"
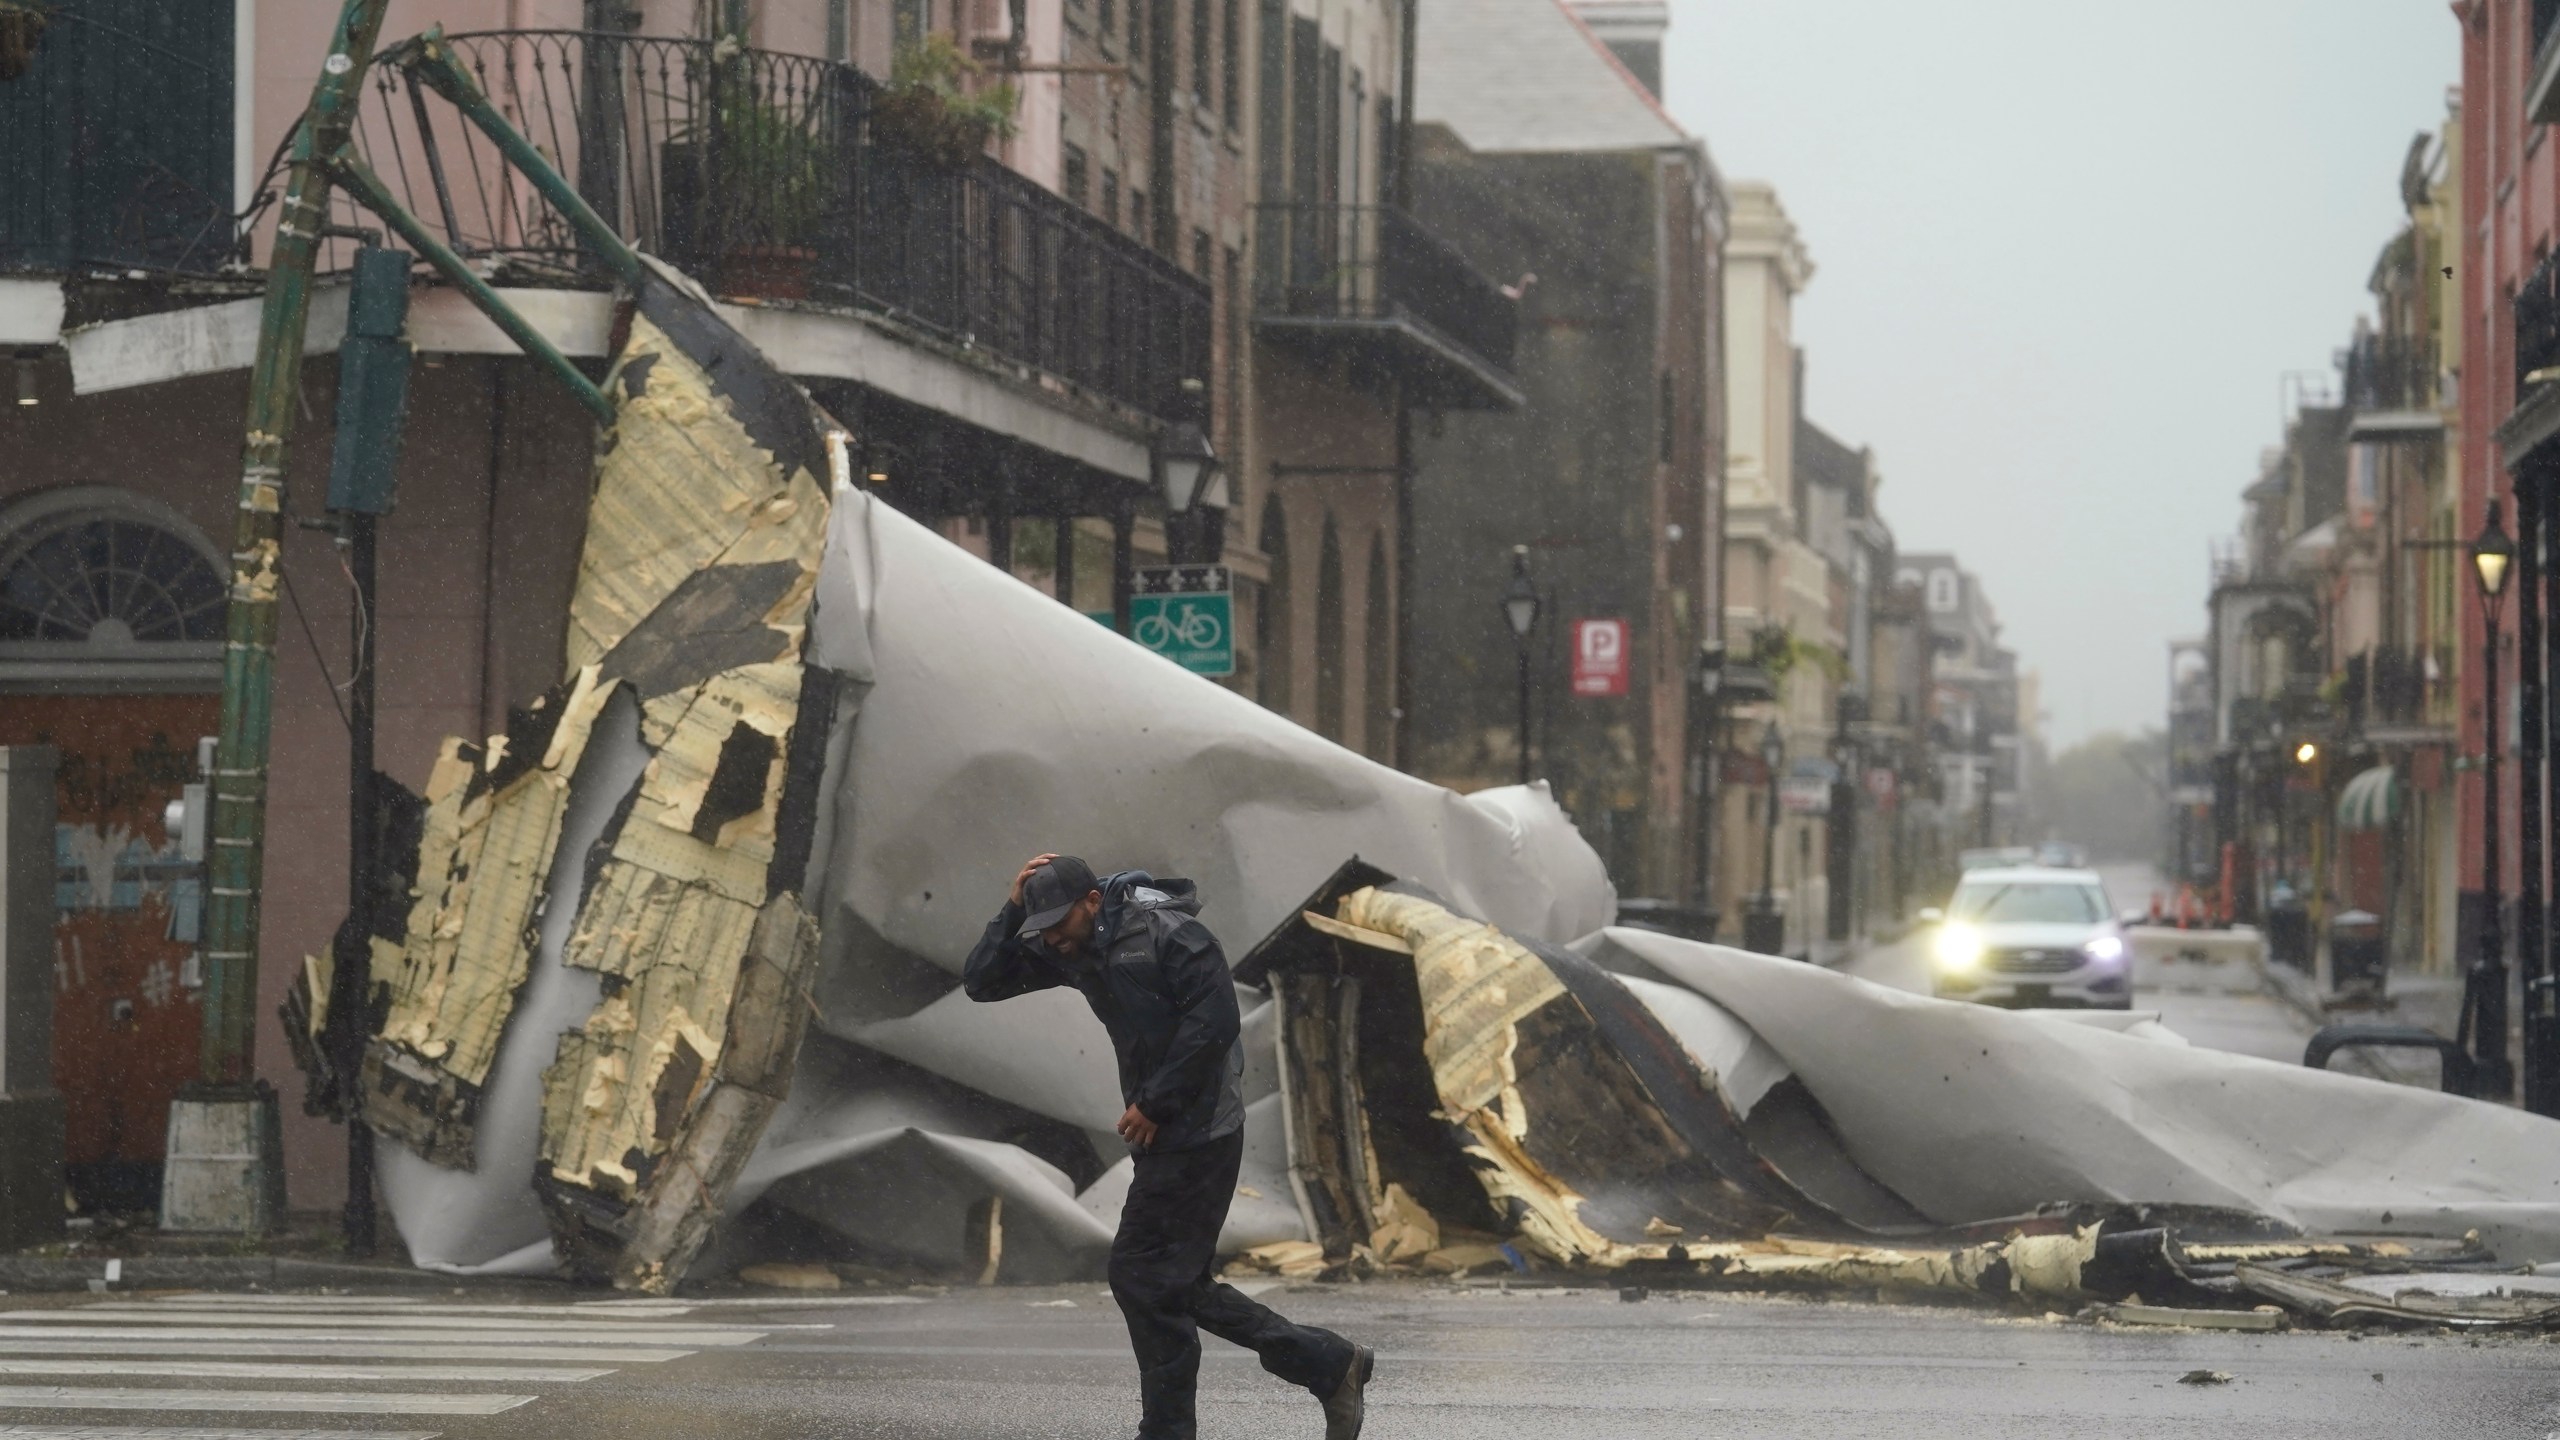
top-left (1363, 532), bottom-right (1391, 762)
top-left (0, 488), bottom-right (225, 692)
top-left (1256, 492), bottom-right (1292, 714)
top-left (1315, 514), bottom-right (1344, 741)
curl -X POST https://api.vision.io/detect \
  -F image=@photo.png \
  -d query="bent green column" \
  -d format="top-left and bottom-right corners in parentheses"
top-left (201, 0), bottom-right (394, 1086)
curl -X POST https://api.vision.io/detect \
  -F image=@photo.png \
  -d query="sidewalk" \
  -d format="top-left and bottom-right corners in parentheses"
top-left (2259, 957), bottom-right (2467, 1091)
top-left (1, 1207), bottom-right (461, 1293)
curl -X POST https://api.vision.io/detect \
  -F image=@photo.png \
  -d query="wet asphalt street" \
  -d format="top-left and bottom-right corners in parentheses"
top-left (3, 861), bottom-right (2533, 1438)
top-left (0, 1283), bottom-right (2553, 1439)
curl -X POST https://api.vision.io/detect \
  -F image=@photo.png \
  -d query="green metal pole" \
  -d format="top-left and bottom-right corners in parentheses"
top-left (393, 31), bottom-right (647, 288)
top-left (326, 151), bottom-right (616, 421)
top-left (202, 0), bottom-right (395, 1087)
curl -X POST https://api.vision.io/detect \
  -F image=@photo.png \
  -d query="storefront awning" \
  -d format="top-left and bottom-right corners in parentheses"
top-left (2337, 765), bottom-right (2402, 831)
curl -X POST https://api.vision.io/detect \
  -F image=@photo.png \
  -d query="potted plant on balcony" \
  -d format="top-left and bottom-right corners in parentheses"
top-left (665, 43), bottom-right (837, 300)
top-left (870, 33), bottom-right (1019, 170)
top-left (0, 2), bottom-right (50, 82)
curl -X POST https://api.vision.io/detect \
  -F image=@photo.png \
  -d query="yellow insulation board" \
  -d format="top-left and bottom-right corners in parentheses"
top-left (1337, 887), bottom-right (1565, 1119)
top-left (567, 314), bottom-right (828, 670)
top-left (373, 668), bottom-right (614, 1087)
top-left (1332, 886), bottom-right (1617, 1265)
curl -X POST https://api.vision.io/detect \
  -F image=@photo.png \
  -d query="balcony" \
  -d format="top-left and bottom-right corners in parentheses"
top-left (0, 2), bottom-right (238, 276)
top-left (355, 30), bottom-right (1207, 426)
top-left (1250, 203), bottom-right (1523, 411)
top-left (2534, 0), bottom-right (2560, 125)
top-left (2346, 646), bottom-right (2449, 745)
top-left (2341, 334), bottom-right (2441, 440)
top-left (2508, 249), bottom-right (2560, 463)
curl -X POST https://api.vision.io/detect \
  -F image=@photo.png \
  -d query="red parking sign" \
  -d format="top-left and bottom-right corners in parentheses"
top-left (1571, 618), bottom-right (1629, 697)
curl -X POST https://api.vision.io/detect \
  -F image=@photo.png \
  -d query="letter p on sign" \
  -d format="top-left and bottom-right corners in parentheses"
top-left (1571, 618), bottom-right (1629, 697)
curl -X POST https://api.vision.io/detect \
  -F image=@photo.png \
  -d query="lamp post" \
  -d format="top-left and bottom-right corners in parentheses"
top-left (1744, 724), bottom-right (1787, 956)
top-left (2474, 497), bottom-right (2517, 1100)
top-left (1156, 421), bottom-right (1221, 565)
top-left (1502, 546), bottom-right (1540, 786)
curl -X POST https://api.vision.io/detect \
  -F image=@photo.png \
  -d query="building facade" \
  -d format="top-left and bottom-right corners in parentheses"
top-left (1399, 0), bottom-right (1726, 902)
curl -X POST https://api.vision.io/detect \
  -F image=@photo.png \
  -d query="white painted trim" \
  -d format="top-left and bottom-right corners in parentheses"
top-left (234, 0), bottom-right (258, 217)
top-left (402, 286), bottom-right (617, 358)
top-left (0, 281), bottom-right (65, 347)
top-left (63, 284), bottom-right (1153, 481)
top-left (731, 305), bottom-right (1154, 482)
top-left (66, 284), bottom-right (350, 396)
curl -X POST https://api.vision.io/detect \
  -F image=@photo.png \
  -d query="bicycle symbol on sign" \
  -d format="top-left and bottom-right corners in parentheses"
top-left (1135, 600), bottom-right (1224, 652)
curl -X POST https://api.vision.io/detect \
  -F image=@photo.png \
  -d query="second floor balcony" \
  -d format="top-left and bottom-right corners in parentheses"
top-left (356, 29), bottom-right (1208, 428)
top-left (0, 1), bottom-right (239, 277)
top-left (2522, 247), bottom-right (2560, 402)
top-left (1250, 203), bottom-right (1524, 412)
top-left (2341, 333), bottom-right (2442, 440)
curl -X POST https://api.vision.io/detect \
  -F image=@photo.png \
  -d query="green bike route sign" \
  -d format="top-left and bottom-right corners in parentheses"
top-left (1131, 564), bottom-right (1234, 677)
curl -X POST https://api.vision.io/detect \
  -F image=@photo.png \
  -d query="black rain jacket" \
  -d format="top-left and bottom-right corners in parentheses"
top-left (963, 870), bottom-right (1245, 1156)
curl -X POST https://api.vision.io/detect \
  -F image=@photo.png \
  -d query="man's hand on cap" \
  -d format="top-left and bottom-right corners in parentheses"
top-left (1011, 853), bottom-right (1060, 907)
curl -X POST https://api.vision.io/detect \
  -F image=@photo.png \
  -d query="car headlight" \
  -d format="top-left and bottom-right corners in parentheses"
top-left (2082, 935), bottom-right (2125, 963)
top-left (1933, 923), bottom-right (1985, 972)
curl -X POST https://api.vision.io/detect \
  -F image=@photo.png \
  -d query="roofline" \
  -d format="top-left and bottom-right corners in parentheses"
top-left (1550, 0), bottom-right (1693, 149)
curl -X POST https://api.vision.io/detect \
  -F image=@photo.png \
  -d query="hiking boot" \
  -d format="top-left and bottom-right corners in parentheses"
top-left (1321, 1346), bottom-right (1375, 1440)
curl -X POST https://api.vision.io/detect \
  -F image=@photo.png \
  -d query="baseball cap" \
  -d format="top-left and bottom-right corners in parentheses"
top-left (1018, 855), bottom-right (1100, 938)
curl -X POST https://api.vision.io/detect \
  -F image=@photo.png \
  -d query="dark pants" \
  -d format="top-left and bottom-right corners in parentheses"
top-left (1110, 1129), bottom-right (1353, 1439)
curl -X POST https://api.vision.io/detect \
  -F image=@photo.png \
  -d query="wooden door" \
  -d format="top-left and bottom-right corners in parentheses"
top-left (0, 694), bottom-right (215, 1211)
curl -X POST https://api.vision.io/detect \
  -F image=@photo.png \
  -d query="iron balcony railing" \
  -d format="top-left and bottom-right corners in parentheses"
top-left (354, 30), bottom-right (1208, 424)
top-left (2522, 247), bottom-right (2560, 397)
top-left (2346, 647), bottom-right (2429, 733)
top-left (1251, 202), bottom-right (1518, 379)
top-left (2342, 333), bottom-right (2436, 414)
top-left (0, 1), bottom-right (238, 275)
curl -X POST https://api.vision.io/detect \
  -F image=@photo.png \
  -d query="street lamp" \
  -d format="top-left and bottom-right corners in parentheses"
top-left (1155, 422), bottom-right (1220, 564)
top-left (1744, 724), bottom-right (1787, 956)
top-left (2473, 496), bottom-right (2517, 1100)
top-left (1502, 546), bottom-right (1540, 786)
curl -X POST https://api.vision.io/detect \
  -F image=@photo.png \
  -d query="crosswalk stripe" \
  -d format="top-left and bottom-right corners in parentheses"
top-left (0, 1428), bottom-right (440, 1439)
top-left (576, 1295), bottom-right (924, 1309)
top-left (0, 1341), bottom-right (687, 1364)
top-left (0, 1389), bottom-right (530, 1416)
top-left (0, 1315), bottom-right (780, 1339)
top-left (90, 1304), bottom-right (692, 1320)
top-left (0, 1326), bottom-right (759, 1347)
top-left (0, 1363), bottom-right (609, 1385)
top-left (0, 1414), bottom-right (440, 1424)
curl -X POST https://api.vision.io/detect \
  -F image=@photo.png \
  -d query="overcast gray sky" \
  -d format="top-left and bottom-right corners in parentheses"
top-left (1662, 1), bottom-right (2456, 749)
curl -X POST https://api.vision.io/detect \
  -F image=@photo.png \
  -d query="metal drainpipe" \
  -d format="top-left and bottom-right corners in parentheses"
top-left (201, 0), bottom-right (396, 1088)
top-left (2539, 446), bottom-right (2560, 1114)
top-left (2518, 471), bottom-right (2546, 1098)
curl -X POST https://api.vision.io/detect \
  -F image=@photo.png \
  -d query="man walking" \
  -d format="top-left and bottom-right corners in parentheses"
top-left (966, 854), bottom-right (1375, 1440)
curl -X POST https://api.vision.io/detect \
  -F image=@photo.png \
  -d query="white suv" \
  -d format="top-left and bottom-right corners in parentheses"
top-left (1924, 866), bottom-right (2131, 1010)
